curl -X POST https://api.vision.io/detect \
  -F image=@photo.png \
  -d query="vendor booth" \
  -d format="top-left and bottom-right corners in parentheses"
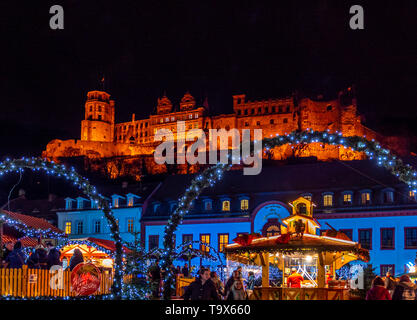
top-left (224, 197), bottom-right (369, 300)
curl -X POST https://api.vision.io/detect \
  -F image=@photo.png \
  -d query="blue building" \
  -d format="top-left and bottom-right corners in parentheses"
top-left (57, 159), bottom-right (417, 276)
top-left (140, 160), bottom-right (417, 276)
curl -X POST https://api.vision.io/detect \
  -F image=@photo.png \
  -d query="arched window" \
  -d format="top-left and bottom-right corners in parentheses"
top-left (240, 199), bottom-right (249, 210)
top-left (222, 200), bottom-right (230, 211)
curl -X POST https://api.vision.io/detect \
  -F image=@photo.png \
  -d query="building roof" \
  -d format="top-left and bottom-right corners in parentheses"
top-left (143, 159), bottom-right (413, 218)
top-left (1, 210), bottom-right (64, 234)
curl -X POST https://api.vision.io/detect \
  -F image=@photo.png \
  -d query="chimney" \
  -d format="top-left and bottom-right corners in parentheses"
top-left (132, 113), bottom-right (135, 122)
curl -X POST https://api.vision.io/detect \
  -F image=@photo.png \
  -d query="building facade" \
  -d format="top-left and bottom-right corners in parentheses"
top-left (139, 160), bottom-right (417, 276)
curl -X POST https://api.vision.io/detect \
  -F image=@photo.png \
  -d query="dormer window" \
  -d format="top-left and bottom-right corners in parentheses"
top-left (154, 203), bottom-right (160, 213)
top-left (114, 198), bottom-right (119, 208)
top-left (65, 198), bottom-right (74, 210)
top-left (361, 192), bottom-right (371, 205)
top-left (343, 193), bottom-right (353, 205)
top-left (112, 195), bottom-right (125, 208)
top-left (126, 193), bottom-right (140, 207)
top-left (203, 200), bottom-right (212, 211)
top-left (383, 190), bottom-right (394, 203)
top-left (76, 197), bottom-right (88, 210)
top-left (240, 199), bottom-right (249, 211)
top-left (222, 200), bottom-right (230, 212)
top-left (323, 194), bottom-right (333, 207)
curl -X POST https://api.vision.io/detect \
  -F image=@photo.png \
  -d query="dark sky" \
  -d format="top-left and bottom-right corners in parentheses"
top-left (0, 0), bottom-right (416, 157)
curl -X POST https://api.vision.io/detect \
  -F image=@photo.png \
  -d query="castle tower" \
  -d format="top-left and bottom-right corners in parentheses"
top-left (156, 94), bottom-right (173, 114)
top-left (81, 90), bottom-right (115, 142)
top-left (179, 92), bottom-right (196, 111)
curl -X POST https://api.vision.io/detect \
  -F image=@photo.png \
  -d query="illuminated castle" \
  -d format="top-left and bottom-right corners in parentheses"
top-left (43, 87), bottom-right (407, 173)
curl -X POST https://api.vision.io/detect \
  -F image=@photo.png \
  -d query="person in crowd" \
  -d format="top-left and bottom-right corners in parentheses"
top-left (384, 271), bottom-right (397, 296)
top-left (148, 259), bottom-right (162, 299)
top-left (392, 275), bottom-right (417, 300)
top-left (176, 265), bottom-right (181, 275)
top-left (69, 248), bottom-right (84, 271)
top-left (287, 268), bottom-right (304, 288)
top-left (224, 270), bottom-right (240, 298)
top-left (46, 242), bottom-right (62, 269)
top-left (228, 277), bottom-right (248, 300)
top-left (210, 271), bottom-right (224, 297)
top-left (246, 271), bottom-right (255, 298)
top-left (1, 242), bottom-right (14, 268)
top-left (181, 263), bottom-right (189, 277)
top-left (183, 268), bottom-right (219, 301)
top-left (5, 241), bottom-right (26, 269)
top-left (27, 245), bottom-right (48, 269)
top-left (366, 276), bottom-right (392, 300)
top-left (236, 266), bottom-right (243, 278)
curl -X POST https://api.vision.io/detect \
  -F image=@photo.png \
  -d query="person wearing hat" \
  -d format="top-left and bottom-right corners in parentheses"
top-left (392, 275), bottom-right (417, 300)
top-left (287, 267), bottom-right (304, 288)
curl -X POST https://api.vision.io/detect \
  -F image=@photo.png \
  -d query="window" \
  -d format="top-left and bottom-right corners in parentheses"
top-left (409, 190), bottom-right (416, 202)
top-left (240, 199), bottom-right (249, 210)
top-left (270, 119), bottom-right (274, 125)
top-left (405, 227), bottom-right (417, 249)
top-left (154, 203), bottom-right (160, 213)
top-left (361, 192), bottom-right (371, 205)
top-left (244, 109), bottom-right (248, 115)
top-left (114, 198), bottom-right (119, 208)
top-left (222, 200), bottom-right (230, 211)
top-left (149, 235), bottom-right (159, 250)
top-left (286, 106), bottom-right (290, 112)
top-left (381, 228), bottom-right (395, 249)
top-left (340, 229), bottom-right (353, 240)
top-left (258, 107), bottom-right (262, 113)
top-left (272, 106), bottom-right (276, 113)
top-left (303, 195), bottom-right (312, 202)
top-left (237, 110), bottom-right (241, 115)
top-left (204, 200), bottom-right (212, 211)
top-left (128, 197), bottom-right (134, 207)
top-left (278, 106), bottom-right (283, 113)
top-left (94, 220), bottom-right (101, 234)
top-left (380, 264), bottom-right (395, 277)
top-left (383, 191), bottom-right (394, 203)
top-left (323, 194), bottom-right (333, 207)
top-left (296, 203), bottom-right (307, 214)
top-left (343, 193), bottom-right (352, 205)
top-left (251, 109), bottom-right (255, 114)
top-left (358, 229), bottom-right (372, 250)
top-left (244, 122), bottom-right (249, 126)
top-left (283, 118), bottom-right (288, 124)
top-left (182, 234), bottom-right (193, 248)
top-left (76, 221), bottom-right (83, 235)
top-left (256, 121), bottom-right (261, 126)
top-left (65, 222), bottom-right (72, 235)
top-left (200, 234), bottom-right (210, 253)
top-left (189, 114), bottom-right (193, 119)
top-left (98, 115), bottom-right (102, 121)
top-left (265, 107), bottom-right (269, 113)
top-left (127, 219), bottom-right (134, 233)
top-left (218, 234), bottom-right (229, 252)
top-left (65, 198), bottom-right (73, 210)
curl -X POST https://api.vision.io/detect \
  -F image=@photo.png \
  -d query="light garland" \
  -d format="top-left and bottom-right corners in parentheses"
top-left (161, 129), bottom-right (417, 299)
top-left (0, 157), bottom-right (124, 299)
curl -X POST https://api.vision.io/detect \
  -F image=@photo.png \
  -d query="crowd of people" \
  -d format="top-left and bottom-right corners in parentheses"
top-left (366, 272), bottom-right (417, 300)
top-left (1, 240), bottom-right (85, 271)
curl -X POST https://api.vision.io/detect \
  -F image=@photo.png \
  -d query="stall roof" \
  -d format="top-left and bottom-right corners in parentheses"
top-left (224, 234), bottom-right (369, 262)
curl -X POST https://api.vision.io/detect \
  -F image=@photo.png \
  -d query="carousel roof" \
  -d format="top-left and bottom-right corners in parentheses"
top-left (224, 233), bottom-right (369, 262)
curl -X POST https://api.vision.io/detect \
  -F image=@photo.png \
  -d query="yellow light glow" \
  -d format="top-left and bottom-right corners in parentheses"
top-left (102, 259), bottom-right (113, 268)
top-left (305, 255), bottom-right (313, 262)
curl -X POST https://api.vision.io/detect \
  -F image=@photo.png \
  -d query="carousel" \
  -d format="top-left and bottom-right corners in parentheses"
top-left (224, 197), bottom-right (370, 300)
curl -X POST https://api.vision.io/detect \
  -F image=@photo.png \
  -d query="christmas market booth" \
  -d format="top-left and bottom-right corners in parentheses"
top-left (224, 197), bottom-right (369, 300)
top-left (58, 237), bottom-right (132, 271)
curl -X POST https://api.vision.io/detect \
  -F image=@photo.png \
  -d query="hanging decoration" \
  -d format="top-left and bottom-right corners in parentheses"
top-left (0, 157), bottom-right (124, 299)
top-left (161, 129), bottom-right (417, 299)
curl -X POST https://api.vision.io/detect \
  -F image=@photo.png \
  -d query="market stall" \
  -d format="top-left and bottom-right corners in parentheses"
top-left (224, 197), bottom-right (369, 300)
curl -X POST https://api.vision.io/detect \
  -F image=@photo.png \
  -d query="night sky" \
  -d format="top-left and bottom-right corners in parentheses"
top-left (1, 0), bottom-right (416, 157)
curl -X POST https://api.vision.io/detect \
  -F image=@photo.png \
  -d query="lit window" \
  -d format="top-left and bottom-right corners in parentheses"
top-left (323, 194), bottom-right (333, 207)
top-left (303, 195), bottom-right (312, 201)
top-left (343, 193), bottom-right (352, 205)
top-left (65, 222), bottom-right (71, 235)
top-left (114, 198), bottom-right (119, 208)
top-left (240, 199), bottom-right (249, 210)
top-left (127, 219), bottom-right (134, 233)
top-left (160, 118), bottom-right (163, 123)
top-left (189, 114), bottom-right (193, 119)
top-left (200, 234), bottom-right (210, 253)
top-left (128, 197), bottom-right (134, 207)
top-left (218, 234), bottom-right (229, 252)
top-left (222, 200), bottom-right (230, 211)
top-left (195, 114), bottom-right (199, 118)
top-left (361, 192), bottom-right (371, 205)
